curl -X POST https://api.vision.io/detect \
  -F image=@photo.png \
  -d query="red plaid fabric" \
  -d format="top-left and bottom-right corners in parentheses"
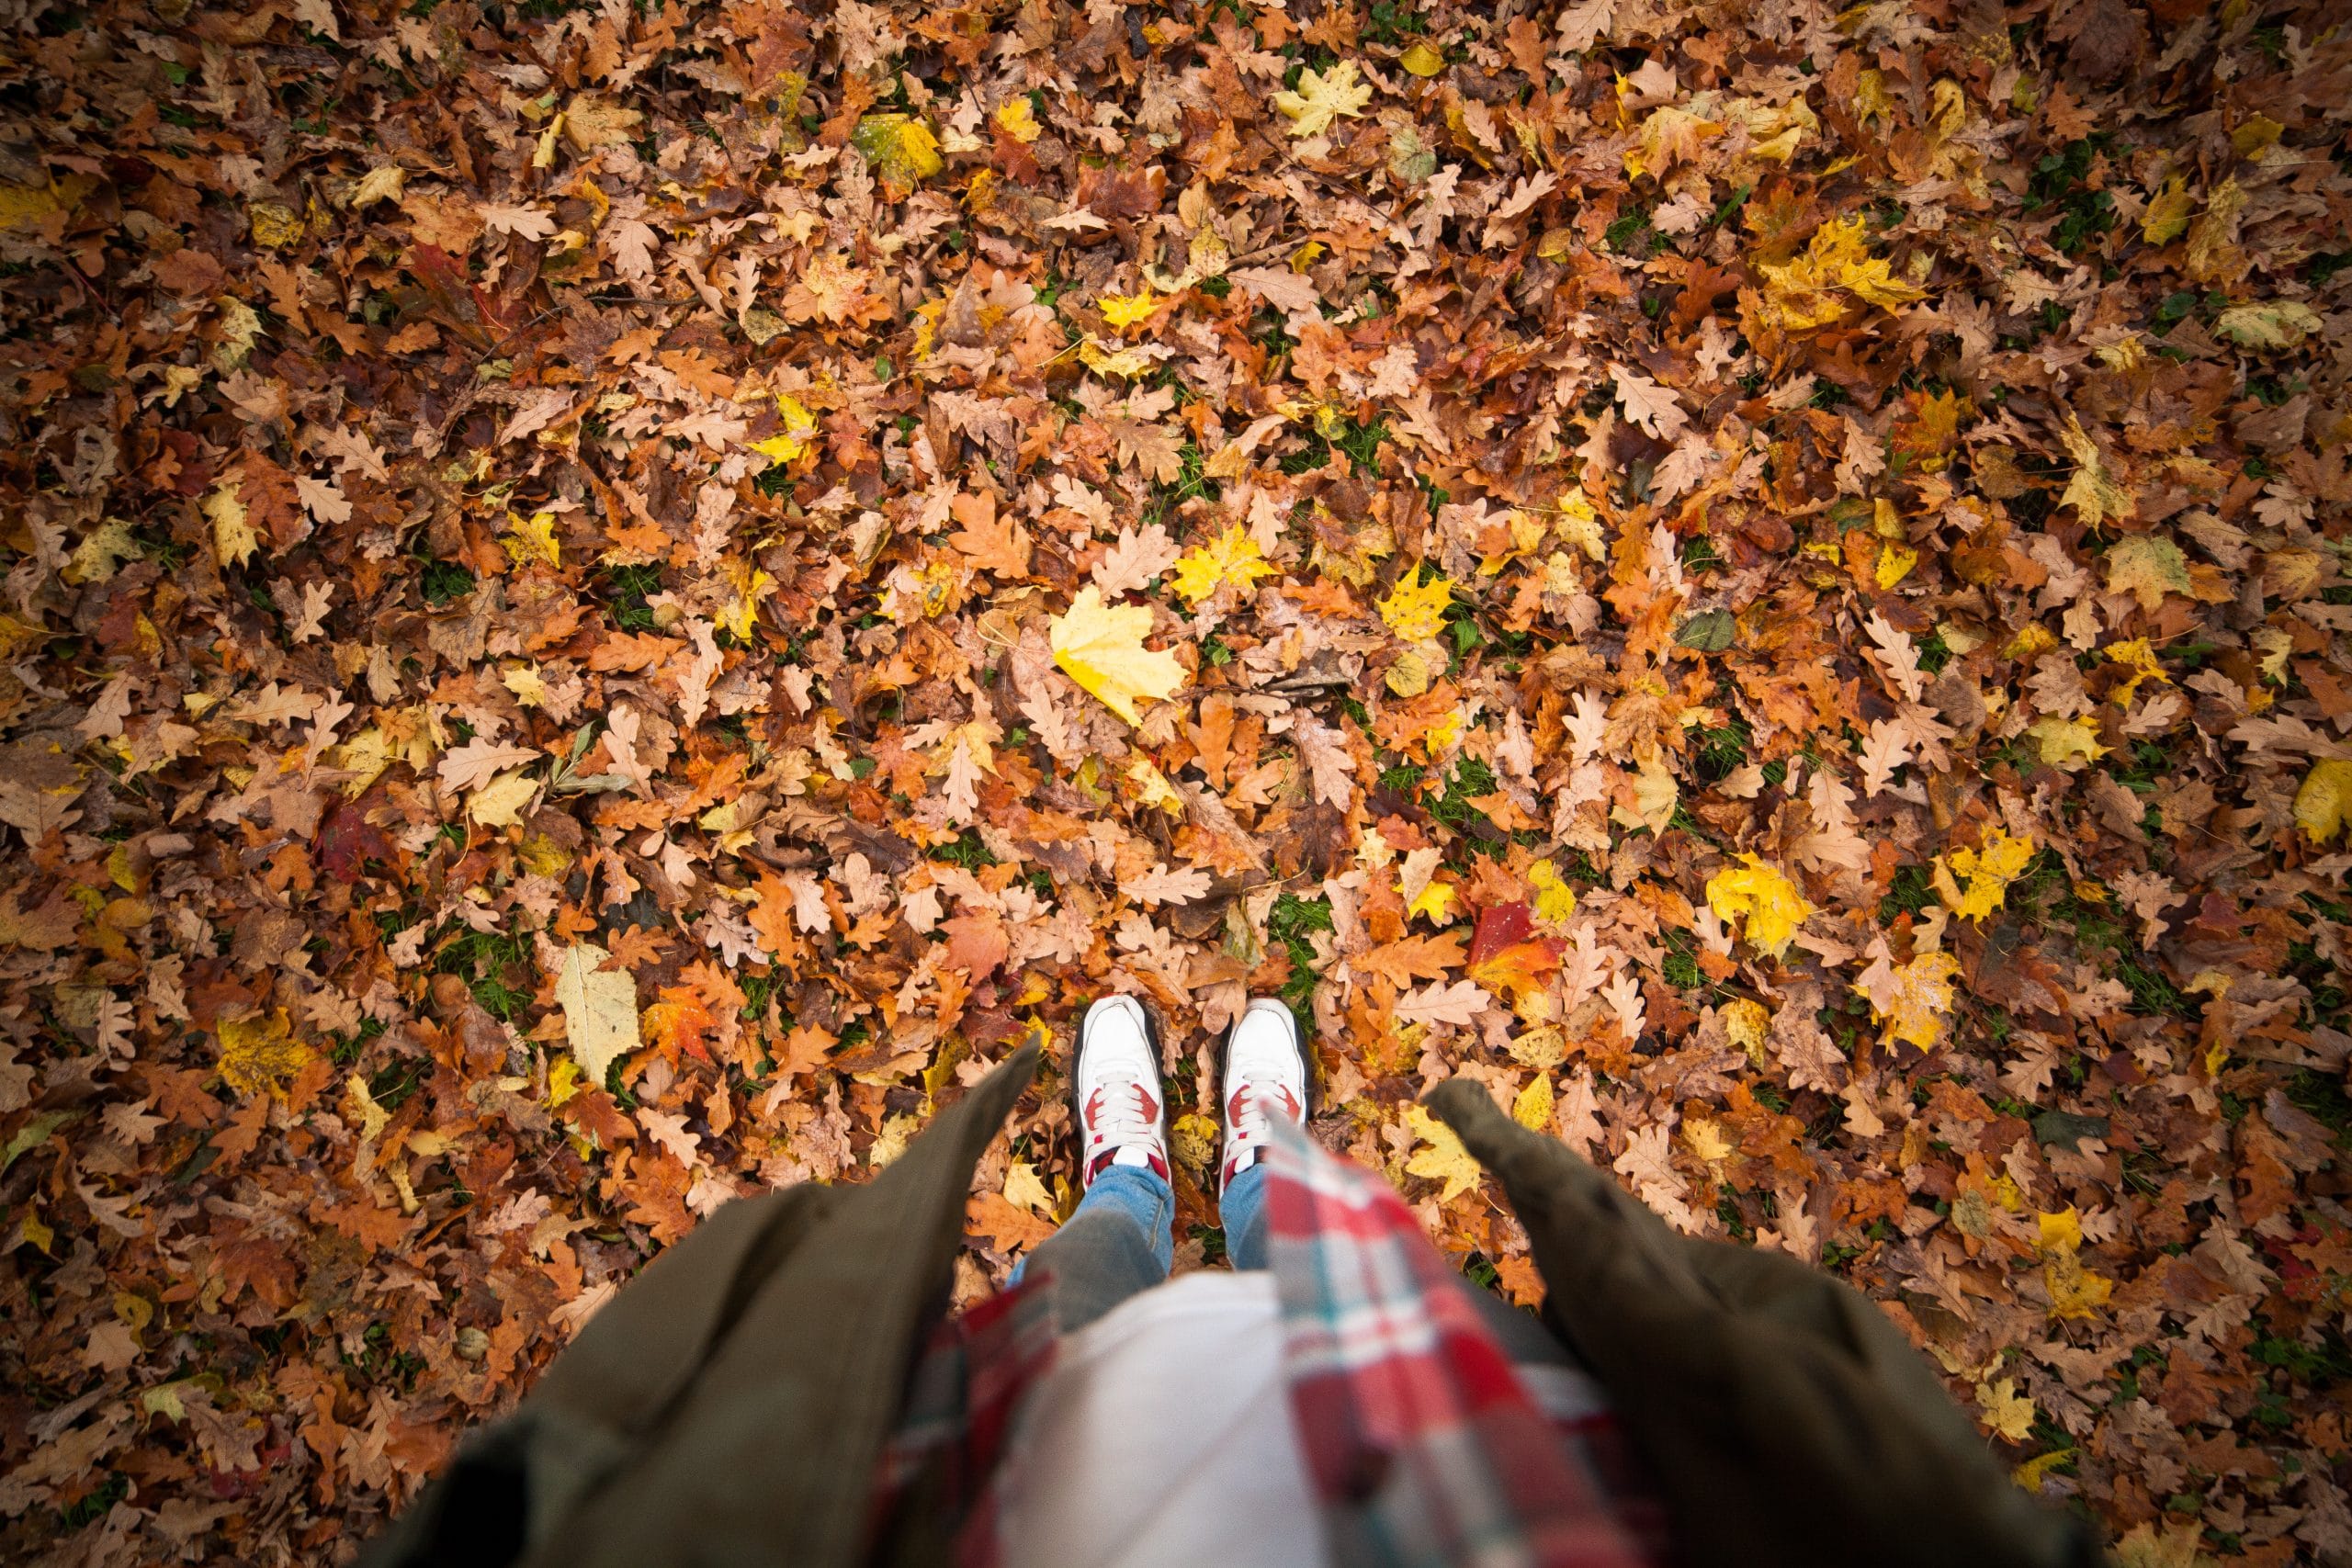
top-left (871, 1122), bottom-right (1662, 1568)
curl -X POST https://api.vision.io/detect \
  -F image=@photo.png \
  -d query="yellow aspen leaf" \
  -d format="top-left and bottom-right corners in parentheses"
top-left (1167, 524), bottom-right (1276, 604)
top-left (1975, 1378), bottom-right (2037, 1443)
top-left (1934, 825), bottom-right (2039, 922)
top-left (1527, 859), bottom-right (1579, 927)
top-left (1704, 853), bottom-right (1814, 958)
top-left (1272, 60), bottom-right (1374, 138)
top-left (1098, 289), bottom-right (1157, 329)
top-left (849, 113), bottom-right (943, 186)
top-left (1378, 567), bottom-right (1454, 641)
top-left (2296, 760), bottom-right (2352, 844)
top-left (1854, 949), bottom-right (1961, 1052)
top-left (1384, 647), bottom-right (1434, 698)
top-left (1049, 586), bottom-right (1186, 725)
top-left (2044, 1251), bottom-right (2113, 1320)
top-left (217, 1010), bottom-right (313, 1100)
top-left (1511, 1074), bottom-right (1555, 1132)
top-left (1404, 1103), bottom-right (1483, 1202)
top-left (1398, 42), bottom-right (1447, 76)
top-left (500, 509), bottom-right (560, 569)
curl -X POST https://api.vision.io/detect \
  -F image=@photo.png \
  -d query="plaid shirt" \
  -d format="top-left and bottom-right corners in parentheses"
top-left (876, 1121), bottom-right (1665, 1568)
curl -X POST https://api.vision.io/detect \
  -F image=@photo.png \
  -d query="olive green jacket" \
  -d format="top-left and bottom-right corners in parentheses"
top-left (366, 1045), bottom-right (2098, 1568)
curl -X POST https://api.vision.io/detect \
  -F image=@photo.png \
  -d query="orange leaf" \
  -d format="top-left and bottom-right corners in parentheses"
top-left (1355, 930), bottom-right (1466, 988)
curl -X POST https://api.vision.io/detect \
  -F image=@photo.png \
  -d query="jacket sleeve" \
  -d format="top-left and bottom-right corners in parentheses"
top-left (1425, 1077), bottom-right (2102, 1568)
top-left (364, 1042), bottom-right (1040, 1568)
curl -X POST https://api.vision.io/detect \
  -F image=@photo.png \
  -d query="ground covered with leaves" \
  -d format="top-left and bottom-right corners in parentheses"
top-left (3, 0), bottom-right (2351, 1559)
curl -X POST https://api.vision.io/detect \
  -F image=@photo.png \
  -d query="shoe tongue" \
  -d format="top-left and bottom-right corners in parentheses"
top-left (1110, 1145), bottom-right (1154, 1169)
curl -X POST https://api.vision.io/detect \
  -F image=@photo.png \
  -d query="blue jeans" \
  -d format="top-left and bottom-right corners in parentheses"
top-left (1017, 1164), bottom-right (1268, 1332)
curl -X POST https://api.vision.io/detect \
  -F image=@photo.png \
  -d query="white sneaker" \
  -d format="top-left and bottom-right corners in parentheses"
top-left (1071, 995), bottom-right (1170, 1187)
top-left (1220, 998), bottom-right (1310, 1190)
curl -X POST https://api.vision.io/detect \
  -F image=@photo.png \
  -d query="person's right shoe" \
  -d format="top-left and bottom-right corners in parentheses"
top-left (1218, 998), bottom-right (1310, 1190)
top-left (1071, 994), bottom-right (1170, 1188)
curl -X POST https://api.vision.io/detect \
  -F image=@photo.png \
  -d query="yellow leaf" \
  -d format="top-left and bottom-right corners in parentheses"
top-left (1528, 858), bottom-right (1579, 927)
top-left (1405, 877), bottom-right (1456, 925)
top-left (501, 509), bottom-right (560, 569)
top-left (2297, 761), bottom-right (2352, 844)
top-left (469, 768), bottom-right (539, 829)
top-left (2044, 1250), bottom-right (2113, 1320)
top-left (1404, 1103), bottom-right (1483, 1202)
top-left (2214, 300), bottom-right (2320, 352)
top-left (992, 96), bottom-right (1042, 143)
top-left (2058, 414), bottom-right (2134, 534)
top-left (1049, 586), bottom-right (1186, 725)
top-left (204, 479), bottom-right (257, 570)
top-left (1511, 1074), bottom-right (1555, 1131)
top-left (1617, 751), bottom-right (1679, 837)
top-left (503, 664), bottom-right (549, 709)
top-left (2141, 173), bottom-right (2193, 244)
top-left (1168, 524), bottom-right (1276, 604)
top-left (1125, 755), bottom-right (1184, 813)
top-left (2027, 716), bottom-right (2108, 769)
top-left (2104, 535), bottom-right (2188, 612)
top-left (1272, 60), bottom-right (1374, 138)
top-left (1722, 998), bottom-right (1770, 1067)
top-left (2104, 637), bottom-right (2172, 705)
top-left (1171, 1111), bottom-right (1218, 1179)
top-left (1704, 853), bottom-right (1814, 958)
top-left (1682, 1115), bottom-right (1733, 1165)
top-left (718, 558), bottom-right (775, 641)
top-left (1975, 1377), bottom-right (2037, 1443)
top-left (1874, 540), bottom-right (1917, 588)
top-left (849, 113), bottom-right (944, 186)
top-left (248, 200), bottom-right (306, 250)
top-left (2012, 1450), bottom-right (2075, 1493)
top-left (1077, 336), bottom-right (1153, 378)
top-left (554, 942), bottom-right (639, 1087)
top-left (1099, 289), bottom-right (1157, 329)
top-left (2036, 1206), bottom-right (2084, 1255)
top-left (1398, 41), bottom-right (1447, 75)
top-left (1935, 825), bottom-right (2038, 923)
top-left (351, 165), bottom-right (406, 209)
top-left (1378, 566), bottom-right (1454, 641)
top-left (1003, 1160), bottom-right (1054, 1214)
top-left (1751, 215), bottom-right (1923, 334)
top-left (1855, 950), bottom-right (1961, 1052)
top-left (217, 1010), bottom-right (313, 1100)
top-left (1384, 647), bottom-right (1433, 698)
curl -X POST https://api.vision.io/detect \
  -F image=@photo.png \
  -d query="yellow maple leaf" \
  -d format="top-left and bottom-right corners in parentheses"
top-left (1934, 825), bottom-right (2038, 923)
top-left (1272, 60), bottom-right (1374, 138)
top-left (2059, 414), bottom-right (2135, 534)
top-left (1050, 586), bottom-right (1186, 725)
top-left (2141, 173), bottom-right (2193, 244)
top-left (1378, 566), bottom-right (1454, 641)
top-left (1405, 876), bottom-right (1456, 925)
top-left (1751, 215), bottom-right (1924, 333)
top-left (1975, 1377), bottom-right (2037, 1443)
top-left (1404, 1103), bottom-right (1483, 1202)
top-left (2044, 1250), bottom-right (2113, 1320)
top-left (2296, 760), bottom-right (2352, 844)
top-left (1167, 524), bottom-right (1276, 604)
top-left (849, 113), bottom-right (943, 186)
top-left (992, 96), bottom-right (1042, 144)
top-left (1704, 854), bottom-right (1813, 958)
top-left (2027, 716), bottom-right (2108, 769)
top-left (217, 1010), bottom-right (313, 1100)
top-left (1856, 949), bottom-right (1961, 1052)
top-left (1002, 1159), bottom-right (1054, 1214)
top-left (2036, 1205), bottom-right (2084, 1255)
top-left (1099, 289), bottom-right (1157, 330)
top-left (248, 199), bottom-right (306, 250)
top-left (501, 509), bottom-right (560, 569)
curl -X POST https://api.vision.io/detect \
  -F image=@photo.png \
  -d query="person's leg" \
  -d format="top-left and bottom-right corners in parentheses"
top-left (1220, 1160), bottom-right (1270, 1270)
top-left (1018, 1165), bottom-right (1173, 1332)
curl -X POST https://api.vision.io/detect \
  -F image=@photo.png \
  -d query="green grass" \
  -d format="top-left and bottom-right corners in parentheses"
top-left (603, 563), bottom-right (662, 632)
top-left (1267, 893), bottom-right (1333, 1020)
top-left (433, 927), bottom-right (534, 1021)
top-left (420, 558), bottom-right (476, 605)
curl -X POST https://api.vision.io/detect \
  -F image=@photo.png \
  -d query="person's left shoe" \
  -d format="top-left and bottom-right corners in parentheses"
top-left (1218, 998), bottom-right (1310, 1190)
top-left (1070, 995), bottom-right (1170, 1187)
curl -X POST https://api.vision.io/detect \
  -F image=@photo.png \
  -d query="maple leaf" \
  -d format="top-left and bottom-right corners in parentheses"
top-left (1403, 1103), bottom-right (1483, 1202)
top-left (1377, 566), bottom-right (1454, 642)
top-left (1852, 949), bottom-right (1962, 1052)
top-left (1703, 854), bottom-right (1813, 958)
top-left (2103, 534), bottom-right (2188, 612)
top-left (1098, 289), bottom-right (1157, 329)
top-left (850, 114), bottom-right (944, 187)
top-left (1975, 1377), bottom-right (2037, 1444)
top-left (216, 1010), bottom-right (312, 1100)
top-left (1167, 524), bottom-right (1276, 604)
top-left (1934, 826), bottom-right (2039, 922)
top-left (1272, 61), bottom-right (1373, 138)
top-left (1048, 587), bottom-right (1185, 725)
